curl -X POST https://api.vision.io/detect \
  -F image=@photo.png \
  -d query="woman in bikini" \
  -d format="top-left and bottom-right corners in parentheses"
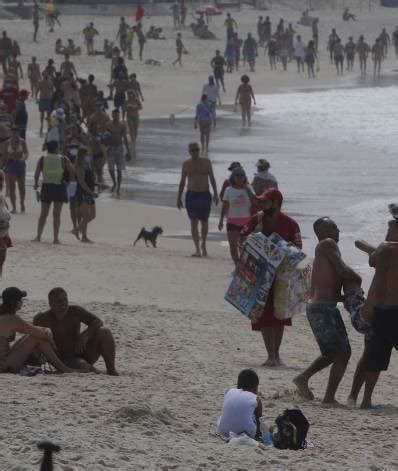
top-left (0, 287), bottom-right (77, 374)
top-left (4, 125), bottom-right (28, 213)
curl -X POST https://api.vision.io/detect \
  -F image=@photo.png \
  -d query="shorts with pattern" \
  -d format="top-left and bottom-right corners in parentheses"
top-left (306, 303), bottom-right (351, 360)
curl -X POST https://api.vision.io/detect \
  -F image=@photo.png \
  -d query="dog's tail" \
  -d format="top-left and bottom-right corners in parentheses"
top-left (133, 227), bottom-right (145, 246)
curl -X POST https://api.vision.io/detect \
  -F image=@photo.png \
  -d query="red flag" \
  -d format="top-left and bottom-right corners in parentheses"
top-left (136, 3), bottom-right (144, 23)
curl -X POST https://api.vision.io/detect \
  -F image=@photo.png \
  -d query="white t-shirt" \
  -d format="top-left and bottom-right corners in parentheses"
top-left (217, 388), bottom-right (258, 438)
top-left (223, 186), bottom-right (252, 225)
top-left (202, 83), bottom-right (220, 104)
top-left (294, 41), bottom-right (306, 59)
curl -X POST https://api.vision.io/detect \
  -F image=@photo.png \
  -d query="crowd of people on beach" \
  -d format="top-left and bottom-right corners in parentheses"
top-left (0, 5), bottom-right (395, 448)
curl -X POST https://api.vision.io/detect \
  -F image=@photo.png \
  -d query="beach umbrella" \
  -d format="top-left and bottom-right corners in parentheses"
top-left (195, 4), bottom-right (222, 16)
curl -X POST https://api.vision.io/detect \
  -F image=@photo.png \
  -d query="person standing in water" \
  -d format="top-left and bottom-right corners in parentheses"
top-left (194, 94), bottom-right (215, 156)
top-left (235, 75), bottom-right (256, 127)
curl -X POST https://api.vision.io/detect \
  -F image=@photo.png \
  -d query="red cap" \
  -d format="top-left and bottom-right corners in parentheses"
top-left (256, 188), bottom-right (283, 203)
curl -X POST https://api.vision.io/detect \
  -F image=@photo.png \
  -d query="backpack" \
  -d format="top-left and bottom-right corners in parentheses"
top-left (272, 409), bottom-right (309, 450)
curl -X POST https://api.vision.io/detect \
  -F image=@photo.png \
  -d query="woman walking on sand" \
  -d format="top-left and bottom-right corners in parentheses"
top-left (304, 39), bottom-right (317, 79)
top-left (235, 75), bottom-right (256, 127)
top-left (219, 166), bottom-right (255, 266)
top-left (73, 147), bottom-right (98, 243)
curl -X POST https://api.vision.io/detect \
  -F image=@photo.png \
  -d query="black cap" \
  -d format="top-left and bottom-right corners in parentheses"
top-left (2, 287), bottom-right (27, 303)
top-left (228, 161), bottom-right (241, 171)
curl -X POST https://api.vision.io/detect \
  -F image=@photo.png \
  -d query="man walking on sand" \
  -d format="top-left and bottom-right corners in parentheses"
top-left (294, 217), bottom-right (361, 404)
top-left (177, 142), bottom-right (218, 257)
top-left (173, 33), bottom-right (185, 67)
top-left (105, 109), bottom-right (129, 198)
top-left (349, 219), bottom-right (398, 409)
top-left (34, 287), bottom-right (118, 376)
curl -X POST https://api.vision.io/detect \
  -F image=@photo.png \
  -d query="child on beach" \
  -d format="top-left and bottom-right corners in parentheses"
top-left (217, 369), bottom-right (263, 440)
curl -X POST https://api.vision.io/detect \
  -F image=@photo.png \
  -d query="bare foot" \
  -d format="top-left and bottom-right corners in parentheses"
top-left (107, 369), bottom-right (120, 376)
top-left (53, 239), bottom-right (61, 245)
top-left (262, 358), bottom-right (277, 367)
top-left (360, 400), bottom-right (373, 410)
top-left (20, 204), bottom-right (25, 213)
top-left (10, 209), bottom-right (16, 214)
top-left (32, 237), bottom-right (41, 242)
top-left (293, 375), bottom-right (315, 400)
top-left (191, 252), bottom-right (201, 258)
top-left (201, 244), bottom-right (208, 257)
top-left (71, 228), bottom-right (80, 240)
top-left (81, 237), bottom-right (94, 244)
top-left (322, 399), bottom-right (342, 407)
top-left (347, 396), bottom-right (357, 407)
top-left (274, 358), bottom-right (286, 367)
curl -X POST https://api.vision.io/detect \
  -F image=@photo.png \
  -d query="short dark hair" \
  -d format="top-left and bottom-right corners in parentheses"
top-left (46, 141), bottom-right (59, 153)
top-left (237, 369), bottom-right (259, 390)
top-left (313, 217), bottom-right (330, 233)
top-left (48, 287), bottom-right (67, 300)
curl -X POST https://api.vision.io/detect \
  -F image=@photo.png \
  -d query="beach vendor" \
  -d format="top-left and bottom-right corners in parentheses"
top-left (241, 188), bottom-right (302, 367)
top-left (34, 287), bottom-right (118, 375)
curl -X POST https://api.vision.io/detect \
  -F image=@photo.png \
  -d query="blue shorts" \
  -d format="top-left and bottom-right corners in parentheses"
top-left (39, 99), bottom-right (52, 113)
top-left (185, 191), bottom-right (211, 221)
top-left (6, 160), bottom-right (26, 178)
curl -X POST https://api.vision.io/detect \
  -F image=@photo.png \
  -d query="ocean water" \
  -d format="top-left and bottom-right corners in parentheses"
top-left (127, 85), bottom-right (398, 276)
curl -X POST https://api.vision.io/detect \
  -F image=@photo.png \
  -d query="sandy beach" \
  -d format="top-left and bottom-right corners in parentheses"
top-left (1, 0), bottom-right (398, 469)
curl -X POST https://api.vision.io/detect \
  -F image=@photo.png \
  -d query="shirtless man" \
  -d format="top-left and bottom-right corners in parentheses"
top-left (105, 109), bottom-right (129, 198)
top-left (357, 35), bottom-right (370, 76)
top-left (27, 57), bottom-right (41, 100)
top-left (83, 22), bottom-right (99, 55)
top-left (210, 50), bottom-right (227, 92)
top-left (172, 33), bottom-right (184, 67)
top-left (123, 89), bottom-right (142, 156)
top-left (88, 103), bottom-right (110, 184)
top-left (7, 54), bottom-right (23, 88)
top-left (116, 17), bottom-right (129, 55)
top-left (294, 217), bottom-right (361, 404)
top-left (37, 74), bottom-right (55, 136)
top-left (79, 74), bottom-right (97, 120)
top-left (177, 142), bottom-right (218, 257)
top-left (60, 54), bottom-right (77, 79)
top-left (348, 219), bottom-right (398, 408)
top-left (333, 38), bottom-right (344, 76)
top-left (34, 287), bottom-right (118, 375)
top-left (372, 38), bottom-right (384, 79)
top-left (345, 37), bottom-right (356, 72)
top-left (32, 2), bottom-right (40, 43)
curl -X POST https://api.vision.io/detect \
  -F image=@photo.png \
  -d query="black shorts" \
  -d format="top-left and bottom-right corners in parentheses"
top-left (185, 191), bottom-right (211, 221)
top-left (335, 55), bottom-right (344, 65)
top-left (226, 223), bottom-right (243, 232)
top-left (366, 305), bottom-right (398, 372)
top-left (41, 183), bottom-right (68, 204)
top-left (114, 92), bottom-right (125, 109)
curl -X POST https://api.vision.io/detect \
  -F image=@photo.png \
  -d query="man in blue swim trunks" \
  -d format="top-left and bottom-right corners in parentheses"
top-left (177, 142), bottom-right (218, 257)
top-left (294, 217), bottom-right (362, 404)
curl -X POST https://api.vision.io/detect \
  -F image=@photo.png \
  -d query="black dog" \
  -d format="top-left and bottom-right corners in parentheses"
top-left (133, 226), bottom-right (163, 247)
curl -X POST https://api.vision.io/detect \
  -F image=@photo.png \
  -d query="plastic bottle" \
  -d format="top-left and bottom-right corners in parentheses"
top-left (259, 417), bottom-right (273, 446)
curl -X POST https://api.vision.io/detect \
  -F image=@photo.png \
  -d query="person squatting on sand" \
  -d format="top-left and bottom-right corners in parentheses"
top-left (241, 189), bottom-right (302, 367)
top-left (0, 287), bottom-right (79, 374)
top-left (34, 287), bottom-right (118, 375)
top-left (294, 218), bottom-right (361, 404)
top-left (177, 142), bottom-right (218, 258)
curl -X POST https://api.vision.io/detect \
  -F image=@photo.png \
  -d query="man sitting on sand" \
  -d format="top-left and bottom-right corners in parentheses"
top-left (294, 217), bottom-right (361, 404)
top-left (177, 142), bottom-right (218, 257)
top-left (33, 287), bottom-right (118, 375)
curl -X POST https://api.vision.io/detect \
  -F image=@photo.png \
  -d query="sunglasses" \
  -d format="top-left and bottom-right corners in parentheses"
top-left (190, 148), bottom-right (200, 152)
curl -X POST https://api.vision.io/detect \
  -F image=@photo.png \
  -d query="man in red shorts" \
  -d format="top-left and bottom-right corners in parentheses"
top-left (241, 188), bottom-right (302, 366)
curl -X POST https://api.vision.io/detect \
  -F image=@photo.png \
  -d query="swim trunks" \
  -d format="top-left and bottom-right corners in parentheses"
top-left (343, 293), bottom-right (372, 340)
top-left (185, 191), bottom-right (211, 221)
top-left (306, 303), bottom-right (351, 360)
top-left (6, 160), bottom-right (26, 178)
top-left (39, 99), bottom-right (52, 113)
top-left (107, 145), bottom-right (125, 172)
top-left (366, 305), bottom-right (398, 372)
